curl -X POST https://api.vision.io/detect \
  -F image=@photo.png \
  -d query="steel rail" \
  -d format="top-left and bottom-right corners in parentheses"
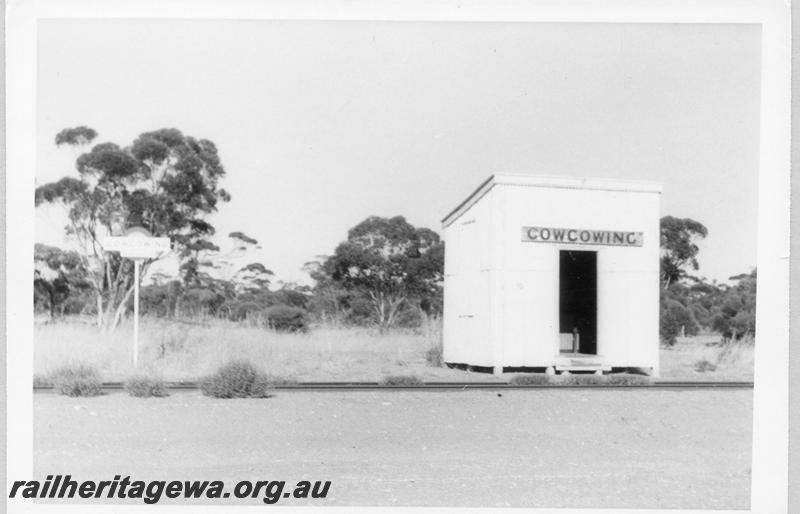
top-left (33, 380), bottom-right (754, 392)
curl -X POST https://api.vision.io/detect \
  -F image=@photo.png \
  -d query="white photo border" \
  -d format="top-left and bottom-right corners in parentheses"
top-left (6, 1), bottom-right (790, 513)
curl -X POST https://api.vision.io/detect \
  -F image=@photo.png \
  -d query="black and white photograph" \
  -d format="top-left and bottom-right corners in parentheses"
top-left (5, 0), bottom-right (791, 512)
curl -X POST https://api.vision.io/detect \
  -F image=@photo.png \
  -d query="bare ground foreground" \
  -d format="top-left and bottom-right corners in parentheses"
top-left (34, 389), bottom-right (752, 509)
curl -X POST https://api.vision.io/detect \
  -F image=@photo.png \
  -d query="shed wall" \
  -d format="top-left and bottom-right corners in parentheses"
top-left (442, 188), bottom-right (494, 367)
top-left (496, 185), bottom-right (660, 369)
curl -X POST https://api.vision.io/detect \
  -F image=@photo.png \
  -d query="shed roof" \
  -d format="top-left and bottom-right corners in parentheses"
top-left (441, 173), bottom-right (663, 228)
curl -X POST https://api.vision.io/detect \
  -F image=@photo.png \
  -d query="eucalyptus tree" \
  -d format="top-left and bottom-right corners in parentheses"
top-left (320, 216), bottom-right (444, 331)
top-left (659, 216), bottom-right (708, 289)
top-left (34, 243), bottom-right (90, 318)
top-left (35, 127), bottom-right (231, 330)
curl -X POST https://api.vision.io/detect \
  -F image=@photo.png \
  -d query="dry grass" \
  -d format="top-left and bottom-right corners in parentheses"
top-left (34, 320), bottom-right (754, 383)
top-left (659, 335), bottom-right (754, 381)
top-left (33, 317), bottom-right (486, 383)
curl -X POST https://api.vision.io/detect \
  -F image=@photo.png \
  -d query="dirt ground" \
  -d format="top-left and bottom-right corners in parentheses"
top-left (34, 389), bottom-right (752, 509)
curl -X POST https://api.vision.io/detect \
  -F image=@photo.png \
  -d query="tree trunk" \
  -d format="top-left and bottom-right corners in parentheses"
top-left (99, 259), bottom-right (151, 332)
top-left (105, 284), bottom-right (136, 332)
top-left (96, 293), bottom-right (103, 328)
top-left (48, 288), bottom-right (56, 319)
top-left (385, 296), bottom-right (405, 330)
top-left (369, 290), bottom-right (406, 333)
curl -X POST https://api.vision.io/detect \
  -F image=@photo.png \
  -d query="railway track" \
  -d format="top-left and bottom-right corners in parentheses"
top-left (33, 380), bottom-right (754, 392)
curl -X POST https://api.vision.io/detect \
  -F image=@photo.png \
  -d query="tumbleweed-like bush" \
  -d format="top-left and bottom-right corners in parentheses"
top-left (200, 360), bottom-right (273, 398)
top-left (49, 364), bottom-right (103, 397)
top-left (125, 374), bottom-right (170, 398)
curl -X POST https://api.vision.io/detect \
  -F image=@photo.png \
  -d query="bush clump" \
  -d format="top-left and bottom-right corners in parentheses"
top-left (49, 364), bottom-right (102, 397)
top-left (263, 305), bottom-right (308, 333)
top-left (508, 373), bottom-right (553, 385)
top-left (200, 360), bottom-right (273, 398)
top-left (125, 375), bottom-right (169, 398)
top-left (660, 297), bottom-right (700, 346)
top-left (425, 345), bottom-right (443, 367)
top-left (380, 375), bottom-right (423, 386)
top-left (604, 374), bottom-right (651, 386)
top-left (694, 358), bottom-right (717, 373)
top-left (228, 301), bottom-right (262, 322)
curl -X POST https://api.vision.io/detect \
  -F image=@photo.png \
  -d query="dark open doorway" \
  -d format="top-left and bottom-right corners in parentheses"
top-left (559, 250), bottom-right (598, 355)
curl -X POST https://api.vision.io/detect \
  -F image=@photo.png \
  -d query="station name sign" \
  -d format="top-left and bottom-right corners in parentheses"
top-left (521, 226), bottom-right (643, 247)
top-left (102, 236), bottom-right (171, 259)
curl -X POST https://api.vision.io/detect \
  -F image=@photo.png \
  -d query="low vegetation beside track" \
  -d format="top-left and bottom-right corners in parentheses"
top-left (34, 318), bottom-right (753, 392)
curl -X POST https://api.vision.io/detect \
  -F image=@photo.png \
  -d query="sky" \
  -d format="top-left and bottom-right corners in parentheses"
top-left (35, 20), bottom-right (762, 285)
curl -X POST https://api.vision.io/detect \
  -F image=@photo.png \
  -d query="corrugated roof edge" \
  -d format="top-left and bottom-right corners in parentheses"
top-left (441, 173), bottom-right (663, 228)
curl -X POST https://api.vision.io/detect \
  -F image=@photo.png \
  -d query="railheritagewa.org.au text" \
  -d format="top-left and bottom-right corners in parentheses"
top-left (9, 475), bottom-right (331, 504)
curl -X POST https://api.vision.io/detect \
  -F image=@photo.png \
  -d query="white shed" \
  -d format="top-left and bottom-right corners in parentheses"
top-left (441, 174), bottom-right (662, 376)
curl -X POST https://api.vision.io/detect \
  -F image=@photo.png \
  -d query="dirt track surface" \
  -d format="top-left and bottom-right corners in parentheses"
top-left (34, 389), bottom-right (752, 509)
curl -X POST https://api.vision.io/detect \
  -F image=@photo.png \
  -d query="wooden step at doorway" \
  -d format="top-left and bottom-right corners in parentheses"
top-left (554, 353), bottom-right (611, 372)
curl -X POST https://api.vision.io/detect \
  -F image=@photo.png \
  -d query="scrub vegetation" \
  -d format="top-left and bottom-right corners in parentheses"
top-left (34, 127), bottom-right (444, 335)
top-left (124, 374), bottom-right (169, 398)
top-left (380, 375), bottom-right (423, 386)
top-left (508, 374), bottom-right (553, 385)
top-left (33, 126), bottom-right (756, 385)
top-left (48, 363), bottom-right (103, 397)
top-left (660, 335), bottom-right (754, 381)
top-left (658, 217), bottom-right (756, 346)
top-left (199, 360), bottom-right (273, 399)
top-left (34, 320), bottom-right (752, 383)
top-left (34, 319), bottom-right (459, 383)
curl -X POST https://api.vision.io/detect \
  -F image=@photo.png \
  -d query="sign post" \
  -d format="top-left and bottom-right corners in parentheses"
top-left (133, 259), bottom-right (140, 369)
top-left (102, 228), bottom-right (171, 368)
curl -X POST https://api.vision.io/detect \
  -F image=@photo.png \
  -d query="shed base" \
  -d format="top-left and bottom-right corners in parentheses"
top-left (554, 353), bottom-right (612, 372)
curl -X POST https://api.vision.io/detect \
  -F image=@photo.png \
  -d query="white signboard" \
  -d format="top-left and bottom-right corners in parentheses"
top-left (521, 226), bottom-right (643, 247)
top-left (101, 228), bottom-right (172, 368)
top-left (102, 236), bottom-right (171, 259)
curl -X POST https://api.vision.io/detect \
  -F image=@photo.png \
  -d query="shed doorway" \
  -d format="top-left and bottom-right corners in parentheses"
top-left (559, 250), bottom-right (597, 355)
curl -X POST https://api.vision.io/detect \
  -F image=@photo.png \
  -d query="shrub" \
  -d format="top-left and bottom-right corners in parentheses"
top-left (714, 338), bottom-right (754, 370)
top-left (344, 297), bottom-right (375, 326)
top-left (425, 345), bottom-right (443, 367)
top-left (272, 288), bottom-right (310, 310)
top-left (49, 364), bottom-right (102, 397)
top-left (380, 375), bottom-right (423, 386)
top-left (660, 297), bottom-right (699, 346)
top-left (228, 301), bottom-right (262, 322)
top-left (694, 359), bottom-right (717, 373)
top-left (125, 375), bottom-right (169, 398)
top-left (604, 374), bottom-right (651, 386)
top-left (508, 373), bottom-right (553, 385)
top-left (394, 306), bottom-right (423, 328)
top-left (263, 304), bottom-right (308, 333)
top-left (559, 373), bottom-right (608, 385)
top-left (62, 297), bottom-right (91, 316)
top-left (710, 270), bottom-right (756, 341)
top-left (200, 360), bottom-right (273, 398)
